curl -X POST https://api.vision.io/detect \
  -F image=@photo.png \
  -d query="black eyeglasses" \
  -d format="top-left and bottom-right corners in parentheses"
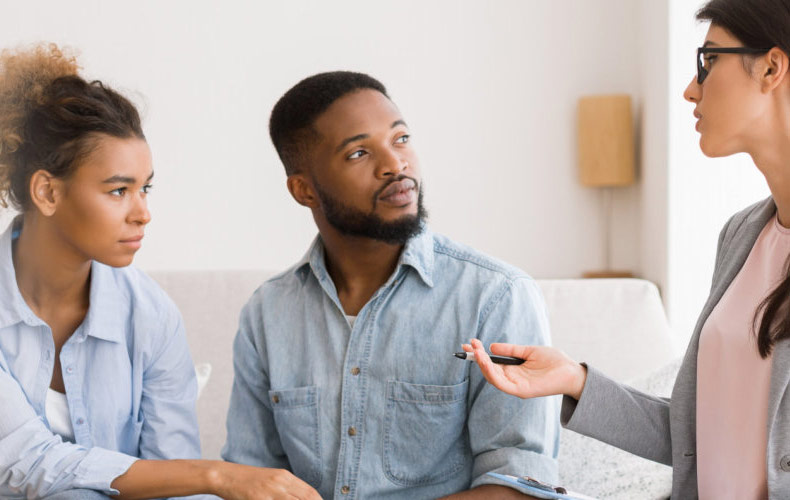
top-left (697, 46), bottom-right (771, 84)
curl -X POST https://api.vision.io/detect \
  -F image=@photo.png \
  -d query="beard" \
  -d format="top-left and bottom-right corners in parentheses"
top-left (313, 175), bottom-right (427, 245)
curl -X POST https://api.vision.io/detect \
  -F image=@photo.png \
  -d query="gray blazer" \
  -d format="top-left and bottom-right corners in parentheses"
top-left (561, 197), bottom-right (790, 499)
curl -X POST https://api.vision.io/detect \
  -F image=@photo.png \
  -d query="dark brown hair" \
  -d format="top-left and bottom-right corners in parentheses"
top-left (698, 0), bottom-right (790, 358)
top-left (0, 43), bottom-right (144, 211)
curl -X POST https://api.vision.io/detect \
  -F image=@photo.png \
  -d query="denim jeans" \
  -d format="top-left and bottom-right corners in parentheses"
top-left (44, 490), bottom-right (109, 500)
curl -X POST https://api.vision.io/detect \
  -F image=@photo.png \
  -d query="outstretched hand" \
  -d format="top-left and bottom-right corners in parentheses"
top-left (463, 339), bottom-right (587, 400)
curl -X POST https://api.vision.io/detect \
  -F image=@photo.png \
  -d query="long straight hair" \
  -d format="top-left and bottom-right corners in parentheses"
top-left (698, 0), bottom-right (790, 358)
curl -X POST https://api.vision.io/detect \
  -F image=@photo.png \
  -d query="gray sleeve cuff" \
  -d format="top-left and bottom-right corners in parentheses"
top-left (558, 364), bottom-right (672, 465)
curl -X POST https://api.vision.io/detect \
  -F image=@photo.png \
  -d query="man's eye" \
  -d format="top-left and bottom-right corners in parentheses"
top-left (109, 187), bottom-right (126, 196)
top-left (395, 134), bottom-right (410, 144)
top-left (141, 184), bottom-right (153, 194)
top-left (348, 150), bottom-right (366, 160)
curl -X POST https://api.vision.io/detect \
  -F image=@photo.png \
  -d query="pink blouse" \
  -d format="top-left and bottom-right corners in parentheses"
top-left (696, 215), bottom-right (789, 499)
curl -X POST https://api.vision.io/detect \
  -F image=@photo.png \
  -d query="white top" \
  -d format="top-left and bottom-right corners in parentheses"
top-left (45, 388), bottom-right (75, 442)
top-left (346, 315), bottom-right (357, 328)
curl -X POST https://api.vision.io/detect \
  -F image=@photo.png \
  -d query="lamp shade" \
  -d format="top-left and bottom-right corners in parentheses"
top-left (578, 94), bottom-right (635, 187)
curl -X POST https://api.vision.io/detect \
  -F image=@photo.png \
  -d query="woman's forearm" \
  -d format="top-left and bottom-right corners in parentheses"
top-left (111, 459), bottom-right (322, 500)
top-left (111, 459), bottom-right (222, 499)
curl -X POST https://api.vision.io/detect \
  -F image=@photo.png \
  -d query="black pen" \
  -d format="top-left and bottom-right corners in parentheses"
top-left (453, 352), bottom-right (523, 365)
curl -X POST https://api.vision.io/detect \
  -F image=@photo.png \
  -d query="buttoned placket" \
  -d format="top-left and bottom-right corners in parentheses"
top-left (60, 326), bottom-right (90, 445)
top-left (37, 324), bottom-right (55, 418)
top-left (333, 272), bottom-right (402, 499)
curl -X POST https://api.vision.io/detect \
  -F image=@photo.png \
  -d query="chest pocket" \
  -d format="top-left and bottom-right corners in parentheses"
top-left (269, 385), bottom-right (322, 489)
top-left (383, 378), bottom-right (470, 486)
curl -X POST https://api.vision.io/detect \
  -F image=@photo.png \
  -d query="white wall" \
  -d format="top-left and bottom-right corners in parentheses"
top-left (0, 0), bottom-right (645, 279)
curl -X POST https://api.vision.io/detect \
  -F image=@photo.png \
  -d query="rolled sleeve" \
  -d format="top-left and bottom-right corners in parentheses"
top-left (0, 368), bottom-right (136, 497)
top-left (467, 277), bottom-right (561, 488)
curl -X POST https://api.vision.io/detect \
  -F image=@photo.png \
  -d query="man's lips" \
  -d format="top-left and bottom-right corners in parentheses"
top-left (378, 179), bottom-right (416, 201)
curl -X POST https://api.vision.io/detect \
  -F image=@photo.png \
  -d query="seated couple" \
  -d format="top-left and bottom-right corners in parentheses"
top-left (0, 46), bottom-right (558, 499)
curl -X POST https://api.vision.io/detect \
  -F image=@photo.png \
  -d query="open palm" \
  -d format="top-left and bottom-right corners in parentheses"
top-left (464, 339), bottom-right (585, 400)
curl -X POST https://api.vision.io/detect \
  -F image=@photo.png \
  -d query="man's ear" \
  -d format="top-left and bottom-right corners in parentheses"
top-left (760, 47), bottom-right (789, 93)
top-left (29, 170), bottom-right (60, 216)
top-left (287, 173), bottom-right (319, 209)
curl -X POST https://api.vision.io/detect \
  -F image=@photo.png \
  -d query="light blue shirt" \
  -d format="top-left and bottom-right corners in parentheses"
top-left (223, 228), bottom-right (560, 499)
top-left (0, 220), bottom-right (204, 499)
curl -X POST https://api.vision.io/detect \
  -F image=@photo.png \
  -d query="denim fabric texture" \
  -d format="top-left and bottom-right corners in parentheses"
top-left (223, 228), bottom-right (561, 499)
top-left (43, 489), bottom-right (111, 499)
top-left (0, 221), bottom-right (205, 499)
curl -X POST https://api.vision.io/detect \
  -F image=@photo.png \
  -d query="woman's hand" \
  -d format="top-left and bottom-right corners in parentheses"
top-left (464, 339), bottom-right (587, 400)
top-left (212, 462), bottom-right (322, 500)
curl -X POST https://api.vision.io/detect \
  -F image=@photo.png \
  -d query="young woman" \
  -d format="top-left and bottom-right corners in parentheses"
top-left (465, 0), bottom-right (790, 498)
top-left (0, 44), bottom-right (320, 500)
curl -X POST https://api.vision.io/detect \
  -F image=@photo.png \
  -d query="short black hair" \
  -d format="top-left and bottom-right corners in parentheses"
top-left (269, 71), bottom-right (388, 176)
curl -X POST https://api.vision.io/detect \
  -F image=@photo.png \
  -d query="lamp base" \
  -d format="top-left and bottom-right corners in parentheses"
top-left (582, 270), bottom-right (635, 279)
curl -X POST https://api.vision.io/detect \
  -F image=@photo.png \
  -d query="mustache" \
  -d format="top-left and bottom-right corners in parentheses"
top-left (372, 175), bottom-right (419, 207)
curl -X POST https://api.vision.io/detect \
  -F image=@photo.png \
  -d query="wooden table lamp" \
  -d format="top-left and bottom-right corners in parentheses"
top-left (578, 94), bottom-right (636, 278)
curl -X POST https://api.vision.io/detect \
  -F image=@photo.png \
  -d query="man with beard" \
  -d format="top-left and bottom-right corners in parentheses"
top-left (222, 72), bottom-right (559, 499)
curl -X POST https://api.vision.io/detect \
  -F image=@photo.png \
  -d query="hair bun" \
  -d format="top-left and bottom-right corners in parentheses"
top-left (0, 43), bottom-right (80, 208)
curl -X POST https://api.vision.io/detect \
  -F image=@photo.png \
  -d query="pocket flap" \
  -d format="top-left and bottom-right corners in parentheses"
top-left (387, 379), bottom-right (468, 404)
top-left (269, 385), bottom-right (318, 408)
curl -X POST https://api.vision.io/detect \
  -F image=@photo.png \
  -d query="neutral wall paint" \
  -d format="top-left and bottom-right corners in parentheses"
top-left (636, 0), bottom-right (671, 337)
top-left (0, 0), bottom-right (644, 279)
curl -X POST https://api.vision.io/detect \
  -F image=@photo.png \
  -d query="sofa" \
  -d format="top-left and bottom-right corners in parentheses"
top-left (149, 272), bottom-right (680, 500)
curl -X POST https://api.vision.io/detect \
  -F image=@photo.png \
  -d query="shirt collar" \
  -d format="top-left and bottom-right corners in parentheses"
top-left (0, 217), bottom-right (36, 329)
top-left (79, 261), bottom-right (128, 343)
top-left (293, 227), bottom-right (435, 288)
top-left (0, 218), bottom-right (127, 342)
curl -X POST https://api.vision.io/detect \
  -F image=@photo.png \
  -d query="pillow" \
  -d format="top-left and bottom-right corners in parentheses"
top-left (557, 358), bottom-right (681, 500)
top-left (195, 362), bottom-right (212, 399)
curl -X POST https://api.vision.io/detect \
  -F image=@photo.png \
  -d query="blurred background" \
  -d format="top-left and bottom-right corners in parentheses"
top-left (0, 0), bottom-right (771, 342)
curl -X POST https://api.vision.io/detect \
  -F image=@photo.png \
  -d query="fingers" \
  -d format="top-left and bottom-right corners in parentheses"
top-left (462, 343), bottom-right (473, 352)
top-left (489, 342), bottom-right (535, 360)
top-left (468, 339), bottom-right (511, 388)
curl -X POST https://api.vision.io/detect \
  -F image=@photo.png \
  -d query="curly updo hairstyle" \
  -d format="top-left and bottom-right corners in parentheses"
top-left (0, 43), bottom-right (144, 211)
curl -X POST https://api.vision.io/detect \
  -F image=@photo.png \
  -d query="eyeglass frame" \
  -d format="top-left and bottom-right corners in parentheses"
top-left (697, 46), bottom-right (772, 84)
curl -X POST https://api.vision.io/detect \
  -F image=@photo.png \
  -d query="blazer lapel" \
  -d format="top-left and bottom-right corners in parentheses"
top-left (768, 339), bottom-right (790, 433)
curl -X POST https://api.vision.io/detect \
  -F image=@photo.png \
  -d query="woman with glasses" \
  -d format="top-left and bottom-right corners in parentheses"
top-left (0, 44), bottom-right (320, 500)
top-left (464, 0), bottom-right (790, 498)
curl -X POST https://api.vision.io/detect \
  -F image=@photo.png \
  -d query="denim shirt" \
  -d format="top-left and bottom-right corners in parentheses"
top-left (223, 229), bottom-right (560, 499)
top-left (0, 221), bottom-right (205, 499)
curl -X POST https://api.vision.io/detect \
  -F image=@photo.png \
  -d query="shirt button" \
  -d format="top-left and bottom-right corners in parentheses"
top-left (348, 426), bottom-right (357, 436)
top-left (272, 394), bottom-right (280, 404)
top-left (341, 486), bottom-right (350, 494)
top-left (781, 455), bottom-right (790, 472)
top-left (351, 367), bottom-right (360, 376)
top-left (66, 366), bottom-right (74, 374)
top-left (76, 418), bottom-right (84, 425)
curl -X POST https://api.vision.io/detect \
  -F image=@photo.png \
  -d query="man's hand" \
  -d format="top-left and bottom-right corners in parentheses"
top-left (212, 462), bottom-right (322, 500)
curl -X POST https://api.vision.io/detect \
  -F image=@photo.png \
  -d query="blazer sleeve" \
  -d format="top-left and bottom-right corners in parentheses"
top-left (559, 366), bottom-right (672, 465)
